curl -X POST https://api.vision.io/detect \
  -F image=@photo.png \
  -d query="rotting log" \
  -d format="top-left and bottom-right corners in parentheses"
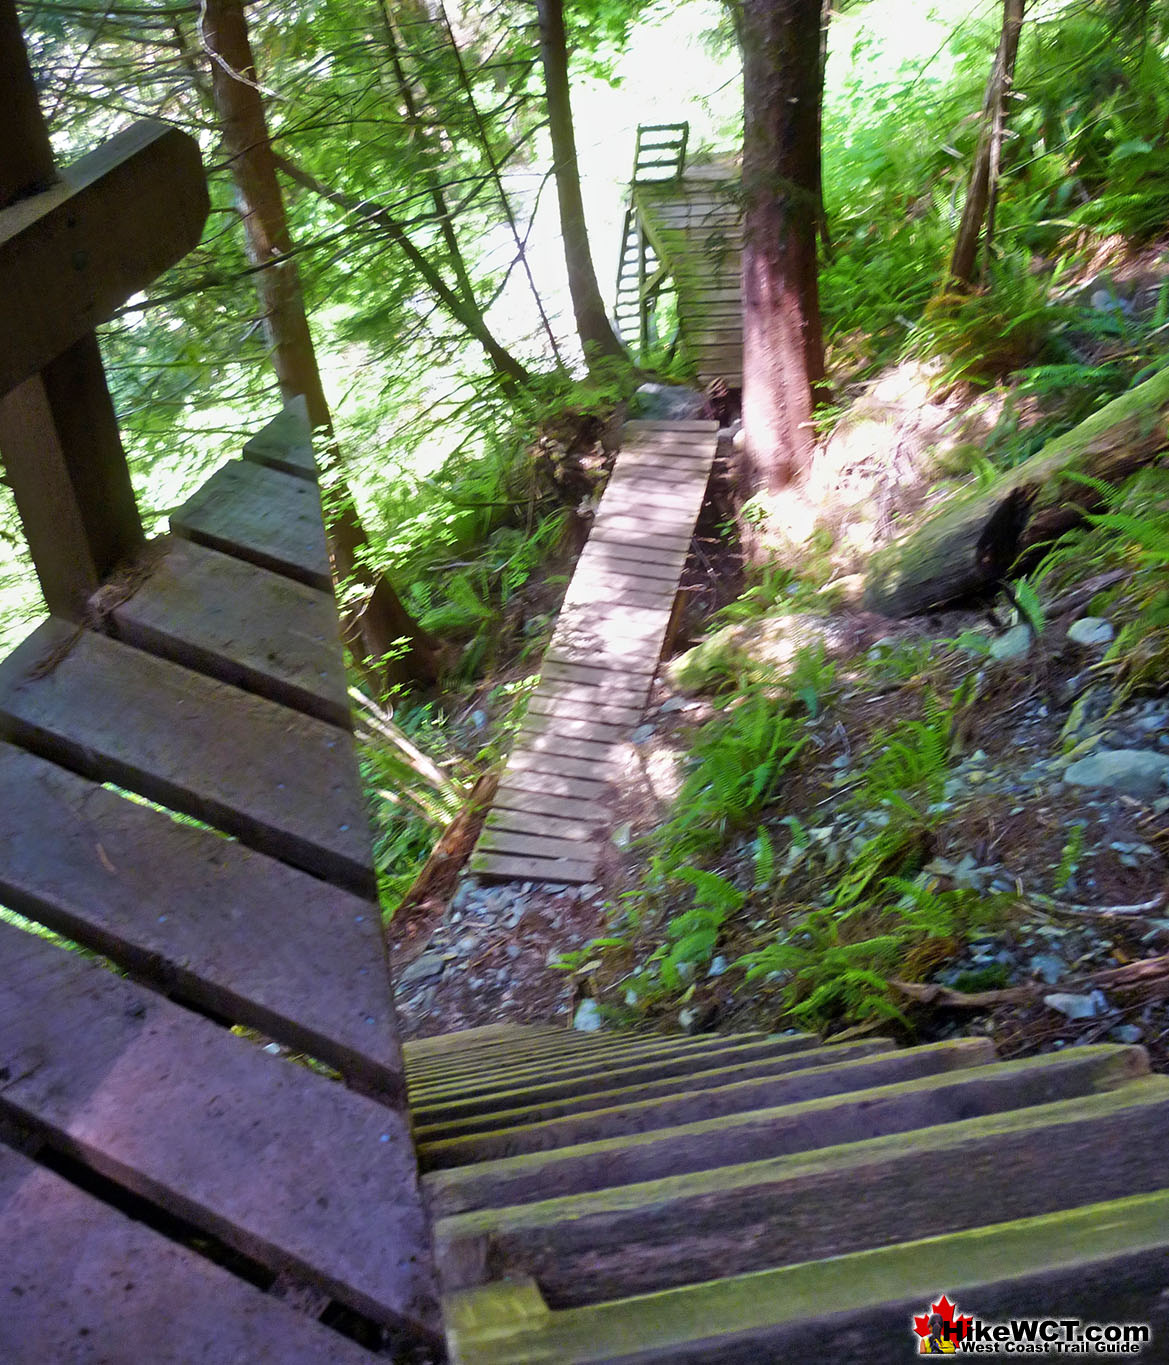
top-left (863, 363), bottom-right (1169, 617)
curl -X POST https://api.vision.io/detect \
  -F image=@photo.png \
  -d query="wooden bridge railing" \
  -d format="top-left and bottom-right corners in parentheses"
top-left (0, 0), bottom-right (208, 620)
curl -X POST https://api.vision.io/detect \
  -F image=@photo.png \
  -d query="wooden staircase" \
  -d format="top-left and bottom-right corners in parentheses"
top-left (407, 1026), bottom-right (1169, 1362)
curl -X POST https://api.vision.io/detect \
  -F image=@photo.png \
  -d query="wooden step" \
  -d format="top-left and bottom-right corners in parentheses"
top-left (433, 1075), bottom-right (1169, 1304)
top-left (0, 619), bottom-right (374, 896)
top-left (423, 1045), bottom-right (1147, 1217)
top-left (110, 536), bottom-right (350, 728)
top-left (408, 1034), bottom-right (815, 1108)
top-left (444, 1188), bottom-right (1169, 1363)
top-left (0, 742), bottom-right (399, 1093)
top-left (405, 1029), bottom-right (777, 1087)
top-left (241, 397), bottom-right (317, 480)
top-left (411, 1034), bottom-right (828, 1122)
top-left (172, 458), bottom-right (330, 589)
top-left (420, 1038), bottom-right (996, 1167)
top-left (414, 1039), bottom-right (897, 1143)
top-left (0, 919), bottom-right (440, 1341)
top-left (0, 1143), bottom-right (374, 1365)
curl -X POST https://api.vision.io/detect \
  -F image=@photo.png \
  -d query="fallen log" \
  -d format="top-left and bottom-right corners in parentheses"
top-left (863, 363), bottom-right (1169, 616)
top-left (892, 949), bottom-right (1169, 1011)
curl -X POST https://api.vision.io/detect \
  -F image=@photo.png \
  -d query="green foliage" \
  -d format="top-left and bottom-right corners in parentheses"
top-left (649, 685), bottom-right (809, 873)
top-left (1012, 577), bottom-right (1046, 637)
top-left (1037, 462), bottom-right (1169, 694)
top-left (1055, 822), bottom-right (1086, 892)
top-left (738, 869), bottom-right (1014, 1032)
top-left (650, 868), bottom-right (745, 990)
top-left (851, 680), bottom-right (972, 816)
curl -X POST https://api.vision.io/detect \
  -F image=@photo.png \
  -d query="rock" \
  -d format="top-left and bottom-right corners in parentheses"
top-left (707, 955), bottom-right (728, 978)
top-left (399, 951), bottom-right (445, 989)
top-left (1112, 1024), bottom-right (1143, 1044)
top-left (990, 624), bottom-right (1033, 661)
top-left (659, 696), bottom-right (690, 714)
top-left (1064, 749), bottom-right (1169, 800)
top-left (506, 943), bottom-right (521, 959)
top-left (1067, 617), bottom-right (1114, 647)
top-left (573, 999), bottom-right (604, 1032)
top-left (579, 883), bottom-right (601, 899)
top-left (629, 382), bottom-right (705, 421)
top-left (1029, 953), bottom-right (1065, 985)
top-left (1043, 991), bottom-right (1106, 1021)
top-left (611, 822), bottom-right (633, 849)
top-left (631, 723), bottom-right (655, 744)
top-left (678, 1006), bottom-right (700, 1032)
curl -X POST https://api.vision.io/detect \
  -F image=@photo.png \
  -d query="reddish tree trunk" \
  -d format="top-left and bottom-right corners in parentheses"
top-left (535, 0), bottom-right (628, 371)
top-left (201, 0), bottom-right (438, 686)
top-left (740, 0), bottom-right (826, 493)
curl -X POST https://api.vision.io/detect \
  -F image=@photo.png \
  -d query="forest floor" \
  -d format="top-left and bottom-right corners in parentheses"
top-left (389, 583), bottom-right (1169, 1068)
top-left (386, 248), bottom-right (1169, 1070)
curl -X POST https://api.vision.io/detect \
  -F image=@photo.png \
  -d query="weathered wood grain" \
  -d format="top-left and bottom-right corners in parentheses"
top-left (172, 458), bottom-right (330, 589)
top-left (0, 741), bottom-right (398, 1092)
top-left (0, 919), bottom-right (441, 1340)
top-left (0, 619), bottom-right (374, 896)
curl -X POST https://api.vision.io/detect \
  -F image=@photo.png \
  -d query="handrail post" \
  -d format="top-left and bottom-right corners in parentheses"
top-left (0, 0), bottom-right (143, 619)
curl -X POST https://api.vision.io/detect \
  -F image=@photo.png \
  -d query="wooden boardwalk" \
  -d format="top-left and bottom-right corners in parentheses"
top-left (615, 127), bottom-right (742, 387)
top-left (470, 419), bottom-right (719, 885)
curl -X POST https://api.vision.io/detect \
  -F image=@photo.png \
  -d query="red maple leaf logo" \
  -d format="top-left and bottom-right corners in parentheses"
top-left (913, 1295), bottom-right (973, 1341)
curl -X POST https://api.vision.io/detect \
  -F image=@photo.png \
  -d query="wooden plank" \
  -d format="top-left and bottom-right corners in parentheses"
top-left (242, 397), bottom-right (317, 480)
top-left (471, 850), bottom-right (596, 883)
top-left (492, 782), bottom-right (605, 823)
top-left (0, 741), bottom-right (399, 1093)
top-left (623, 420), bottom-right (718, 434)
top-left (492, 764), bottom-right (610, 802)
top-left (526, 693), bottom-right (644, 728)
top-left (476, 826), bottom-right (603, 863)
top-left (172, 459), bottom-right (330, 590)
top-left (483, 806), bottom-right (599, 843)
top-left (0, 620), bottom-right (375, 897)
top-left (546, 634), bottom-right (662, 674)
top-left (573, 546), bottom-right (680, 584)
top-left (0, 920), bottom-right (441, 1341)
top-left (519, 702), bottom-right (645, 739)
top-left (561, 583), bottom-right (676, 612)
top-left (539, 659), bottom-right (656, 692)
top-left (591, 515), bottom-right (696, 546)
top-left (506, 748), bottom-right (622, 784)
top-left (0, 1144), bottom-right (375, 1365)
top-left (522, 730), bottom-right (628, 765)
top-left (621, 434), bottom-right (717, 453)
top-left (111, 536), bottom-right (350, 729)
top-left (588, 525), bottom-right (693, 555)
top-left (0, 120), bottom-right (210, 396)
top-left (528, 676), bottom-right (648, 709)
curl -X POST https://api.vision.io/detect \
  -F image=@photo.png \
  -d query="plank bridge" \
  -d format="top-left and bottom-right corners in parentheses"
top-left (3, 17), bottom-right (1169, 1361)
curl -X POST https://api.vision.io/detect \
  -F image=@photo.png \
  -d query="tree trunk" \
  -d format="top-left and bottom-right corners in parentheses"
top-left (946, 0), bottom-right (1026, 288)
top-left (863, 363), bottom-right (1169, 616)
top-left (535, 0), bottom-right (629, 371)
top-left (272, 155), bottom-right (531, 393)
top-left (200, 0), bottom-right (439, 686)
top-left (739, 0), bottom-right (827, 493)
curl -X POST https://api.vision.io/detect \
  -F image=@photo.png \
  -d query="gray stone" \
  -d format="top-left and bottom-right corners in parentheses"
top-left (1067, 617), bottom-right (1114, 647)
top-left (658, 696), bottom-right (689, 714)
top-left (707, 955), bottom-right (728, 978)
top-left (1112, 1024), bottom-right (1144, 1044)
top-left (573, 999), bottom-right (604, 1032)
top-left (629, 382), bottom-right (705, 421)
top-left (631, 724), bottom-right (655, 744)
top-left (678, 1006), bottom-right (701, 1032)
top-left (1030, 953), bottom-right (1065, 985)
top-left (611, 822), bottom-right (633, 849)
top-left (990, 624), bottom-right (1033, 661)
top-left (1043, 991), bottom-right (1106, 1021)
top-left (399, 951), bottom-right (445, 988)
top-left (1064, 749), bottom-right (1169, 799)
